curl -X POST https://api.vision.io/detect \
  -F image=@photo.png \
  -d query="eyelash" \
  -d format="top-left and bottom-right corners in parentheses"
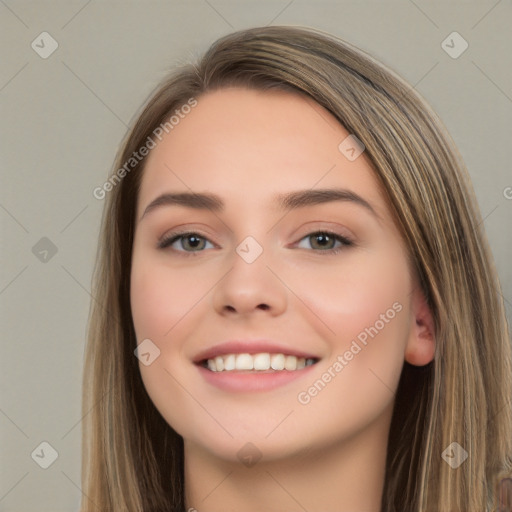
top-left (157, 230), bottom-right (354, 256)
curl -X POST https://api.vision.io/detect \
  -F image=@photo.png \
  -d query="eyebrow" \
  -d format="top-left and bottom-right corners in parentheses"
top-left (139, 188), bottom-right (379, 221)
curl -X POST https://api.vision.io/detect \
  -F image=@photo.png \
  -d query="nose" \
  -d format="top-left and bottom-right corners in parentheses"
top-left (211, 243), bottom-right (288, 318)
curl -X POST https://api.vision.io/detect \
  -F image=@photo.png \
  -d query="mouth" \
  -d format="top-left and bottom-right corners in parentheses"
top-left (193, 341), bottom-right (321, 392)
top-left (199, 353), bottom-right (319, 372)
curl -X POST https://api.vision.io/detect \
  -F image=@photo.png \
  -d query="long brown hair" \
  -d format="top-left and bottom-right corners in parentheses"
top-left (81, 25), bottom-right (512, 511)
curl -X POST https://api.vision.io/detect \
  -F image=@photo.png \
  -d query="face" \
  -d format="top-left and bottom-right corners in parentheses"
top-left (130, 87), bottom-right (433, 463)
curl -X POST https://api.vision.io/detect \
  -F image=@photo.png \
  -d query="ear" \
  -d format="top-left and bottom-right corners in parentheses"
top-left (404, 285), bottom-right (436, 366)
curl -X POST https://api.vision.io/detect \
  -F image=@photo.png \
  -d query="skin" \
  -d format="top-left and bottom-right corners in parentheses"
top-left (130, 87), bottom-right (435, 512)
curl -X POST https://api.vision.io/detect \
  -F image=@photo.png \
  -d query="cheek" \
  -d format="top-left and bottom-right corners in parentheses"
top-left (290, 248), bottom-right (410, 338)
top-left (292, 261), bottom-right (410, 441)
top-left (130, 257), bottom-right (201, 341)
top-left (130, 257), bottom-right (209, 438)
top-left (130, 267), bottom-right (169, 340)
top-left (289, 247), bottom-right (411, 391)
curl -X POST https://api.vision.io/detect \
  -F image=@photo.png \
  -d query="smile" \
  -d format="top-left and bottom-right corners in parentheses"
top-left (202, 353), bottom-right (318, 372)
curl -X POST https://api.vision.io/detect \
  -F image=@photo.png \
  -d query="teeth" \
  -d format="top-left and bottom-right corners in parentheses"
top-left (236, 353), bottom-right (253, 370)
top-left (224, 354), bottom-right (236, 370)
top-left (285, 355), bottom-right (297, 371)
top-left (270, 353), bottom-right (285, 370)
top-left (214, 356), bottom-right (224, 371)
top-left (253, 353), bottom-right (270, 370)
top-left (205, 353), bottom-right (317, 372)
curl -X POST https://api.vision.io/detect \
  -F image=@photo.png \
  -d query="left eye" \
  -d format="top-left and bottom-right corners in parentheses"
top-left (296, 231), bottom-right (353, 252)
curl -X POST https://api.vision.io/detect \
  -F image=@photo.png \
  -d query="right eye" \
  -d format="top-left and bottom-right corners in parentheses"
top-left (158, 231), bottom-right (215, 254)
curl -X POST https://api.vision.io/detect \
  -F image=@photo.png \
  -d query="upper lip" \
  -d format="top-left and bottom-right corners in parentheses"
top-left (192, 340), bottom-right (320, 364)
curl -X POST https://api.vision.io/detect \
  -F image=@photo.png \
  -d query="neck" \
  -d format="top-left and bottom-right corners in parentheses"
top-left (184, 405), bottom-right (391, 512)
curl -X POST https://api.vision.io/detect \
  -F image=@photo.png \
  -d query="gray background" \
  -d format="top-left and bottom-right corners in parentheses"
top-left (1, 1), bottom-right (511, 510)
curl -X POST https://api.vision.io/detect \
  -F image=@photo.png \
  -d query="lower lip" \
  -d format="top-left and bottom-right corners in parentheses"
top-left (196, 363), bottom-right (318, 392)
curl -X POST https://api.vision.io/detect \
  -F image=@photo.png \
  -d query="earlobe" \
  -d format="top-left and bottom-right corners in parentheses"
top-left (404, 288), bottom-right (436, 367)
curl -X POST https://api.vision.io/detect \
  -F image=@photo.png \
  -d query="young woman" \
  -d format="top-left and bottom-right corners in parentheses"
top-left (82, 26), bottom-right (512, 512)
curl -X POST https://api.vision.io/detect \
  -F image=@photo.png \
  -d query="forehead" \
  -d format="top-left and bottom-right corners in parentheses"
top-left (137, 87), bottom-right (385, 217)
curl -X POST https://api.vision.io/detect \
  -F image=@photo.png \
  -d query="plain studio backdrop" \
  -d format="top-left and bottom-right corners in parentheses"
top-left (0, 1), bottom-right (511, 510)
